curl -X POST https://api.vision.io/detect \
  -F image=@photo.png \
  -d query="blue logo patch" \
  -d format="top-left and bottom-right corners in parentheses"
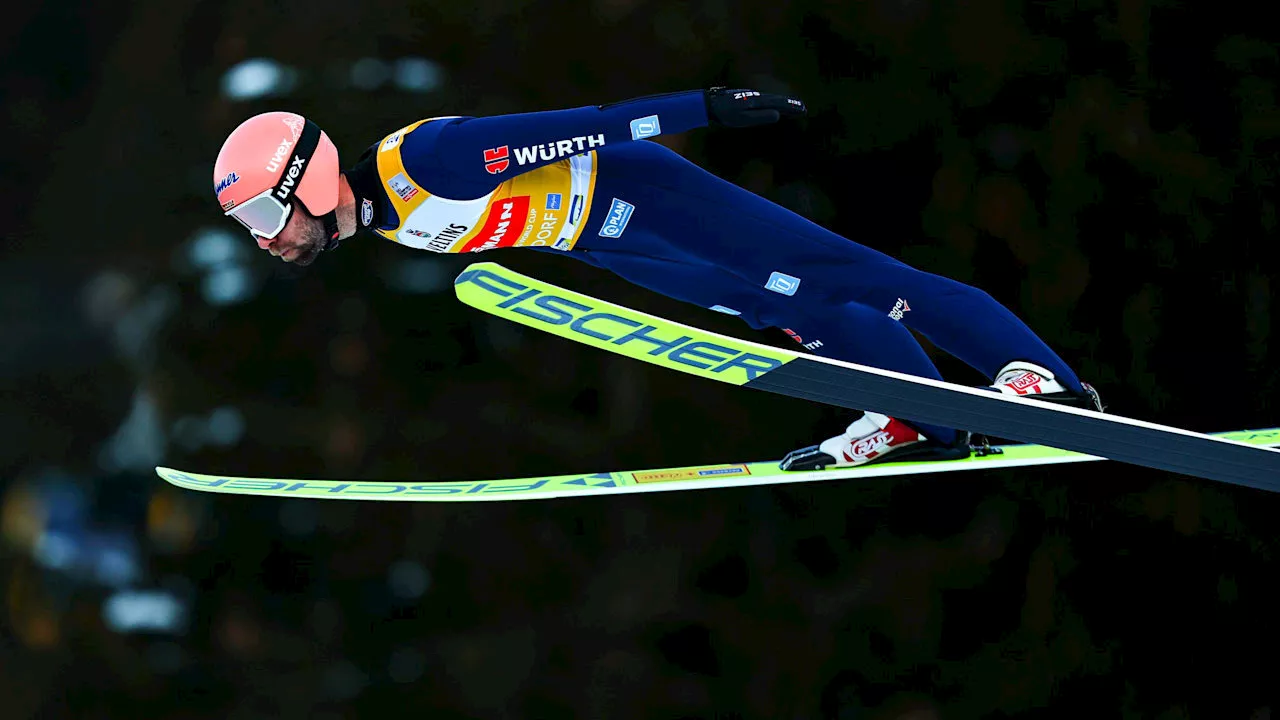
top-left (361, 198), bottom-right (373, 227)
top-left (546, 193), bottom-right (562, 210)
top-left (630, 115), bottom-right (662, 140)
top-left (599, 198), bottom-right (634, 238)
top-left (765, 272), bottom-right (801, 296)
top-left (215, 172), bottom-right (239, 194)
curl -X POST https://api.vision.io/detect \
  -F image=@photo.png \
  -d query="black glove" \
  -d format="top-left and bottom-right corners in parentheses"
top-left (705, 87), bottom-right (807, 128)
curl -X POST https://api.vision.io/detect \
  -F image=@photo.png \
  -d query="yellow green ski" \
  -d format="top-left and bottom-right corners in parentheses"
top-left (156, 428), bottom-right (1280, 502)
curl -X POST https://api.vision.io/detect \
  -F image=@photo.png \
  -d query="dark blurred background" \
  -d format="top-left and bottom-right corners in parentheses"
top-left (3, 0), bottom-right (1279, 717)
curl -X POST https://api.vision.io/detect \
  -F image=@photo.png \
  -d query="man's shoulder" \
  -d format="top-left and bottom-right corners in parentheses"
top-left (376, 117), bottom-right (456, 154)
top-left (372, 116), bottom-right (495, 199)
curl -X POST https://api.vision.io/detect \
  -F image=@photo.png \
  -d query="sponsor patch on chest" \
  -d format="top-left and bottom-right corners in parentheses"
top-left (388, 173), bottom-right (419, 202)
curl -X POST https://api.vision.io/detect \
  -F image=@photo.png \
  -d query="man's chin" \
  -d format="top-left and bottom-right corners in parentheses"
top-left (290, 246), bottom-right (321, 266)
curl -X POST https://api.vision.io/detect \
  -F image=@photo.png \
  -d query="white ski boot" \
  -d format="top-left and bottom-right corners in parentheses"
top-left (990, 361), bottom-right (1103, 412)
top-left (779, 411), bottom-right (970, 471)
top-left (779, 362), bottom-right (1102, 472)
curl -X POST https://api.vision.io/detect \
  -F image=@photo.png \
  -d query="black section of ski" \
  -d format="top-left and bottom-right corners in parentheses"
top-left (746, 358), bottom-right (1280, 491)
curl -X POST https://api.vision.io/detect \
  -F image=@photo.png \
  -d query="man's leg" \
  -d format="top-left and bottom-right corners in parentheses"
top-left (564, 245), bottom-right (961, 444)
top-left (755, 300), bottom-right (961, 444)
top-left (591, 142), bottom-right (1085, 392)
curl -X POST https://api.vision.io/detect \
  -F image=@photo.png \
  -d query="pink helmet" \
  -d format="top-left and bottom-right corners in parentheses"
top-left (214, 111), bottom-right (340, 242)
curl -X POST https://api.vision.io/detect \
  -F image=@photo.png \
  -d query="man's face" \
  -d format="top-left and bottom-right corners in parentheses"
top-left (257, 208), bottom-right (325, 266)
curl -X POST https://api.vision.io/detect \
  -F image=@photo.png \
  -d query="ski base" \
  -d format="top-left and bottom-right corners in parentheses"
top-left (156, 428), bottom-right (1280, 502)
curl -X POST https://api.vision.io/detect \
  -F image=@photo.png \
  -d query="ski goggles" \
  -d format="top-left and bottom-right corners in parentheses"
top-left (224, 119), bottom-right (323, 240)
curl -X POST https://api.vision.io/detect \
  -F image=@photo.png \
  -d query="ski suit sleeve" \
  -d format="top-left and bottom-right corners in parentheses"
top-left (409, 90), bottom-right (709, 190)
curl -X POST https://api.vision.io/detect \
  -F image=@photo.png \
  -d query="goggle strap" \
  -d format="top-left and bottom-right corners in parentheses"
top-left (269, 119), bottom-right (322, 203)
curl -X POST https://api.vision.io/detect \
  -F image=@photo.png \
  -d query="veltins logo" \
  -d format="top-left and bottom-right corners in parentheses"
top-left (599, 198), bottom-right (634, 238)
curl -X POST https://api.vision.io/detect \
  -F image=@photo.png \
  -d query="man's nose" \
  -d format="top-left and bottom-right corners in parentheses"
top-left (256, 235), bottom-right (275, 251)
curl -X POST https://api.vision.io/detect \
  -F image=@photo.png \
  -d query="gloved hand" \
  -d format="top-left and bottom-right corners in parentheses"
top-left (705, 87), bottom-right (807, 128)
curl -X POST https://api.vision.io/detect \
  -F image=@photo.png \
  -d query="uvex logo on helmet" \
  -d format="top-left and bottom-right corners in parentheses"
top-left (275, 156), bottom-right (306, 201)
top-left (266, 137), bottom-right (292, 173)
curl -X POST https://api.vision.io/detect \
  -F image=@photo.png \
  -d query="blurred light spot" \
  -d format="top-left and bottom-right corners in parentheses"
top-left (33, 532), bottom-right (77, 570)
top-left (103, 590), bottom-right (188, 634)
top-left (95, 536), bottom-right (142, 587)
top-left (15, 606), bottom-right (61, 650)
top-left (218, 611), bottom-right (261, 654)
top-left (100, 389), bottom-right (166, 472)
top-left (82, 270), bottom-right (137, 328)
top-left (388, 647), bottom-right (426, 683)
top-left (207, 406), bottom-right (246, 446)
top-left (188, 227), bottom-right (246, 270)
top-left (221, 58), bottom-right (296, 100)
top-left (394, 57), bottom-right (444, 93)
top-left (388, 560), bottom-right (430, 599)
top-left (148, 493), bottom-right (200, 553)
top-left (202, 266), bottom-right (253, 306)
top-left (351, 57), bottom-right (391, 90)
top-left (2, 485), bottom-right (49, 550)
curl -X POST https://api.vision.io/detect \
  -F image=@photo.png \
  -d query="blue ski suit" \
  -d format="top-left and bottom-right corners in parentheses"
top-left (341, 90), bottom-right (1085, 443)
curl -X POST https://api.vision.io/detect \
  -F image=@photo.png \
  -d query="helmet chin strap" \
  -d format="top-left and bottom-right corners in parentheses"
top-left (321, 209), bottom-right (341, 252)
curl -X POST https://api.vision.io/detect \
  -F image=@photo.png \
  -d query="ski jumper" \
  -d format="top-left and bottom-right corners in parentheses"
top-left (342, 90), bottom-right (1085, 443)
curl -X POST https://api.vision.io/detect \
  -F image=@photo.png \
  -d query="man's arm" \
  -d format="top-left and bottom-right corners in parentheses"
top-left (402, 88), bottom-right (805, 195)
top-left (432, 90), bottom-right (707, 182)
